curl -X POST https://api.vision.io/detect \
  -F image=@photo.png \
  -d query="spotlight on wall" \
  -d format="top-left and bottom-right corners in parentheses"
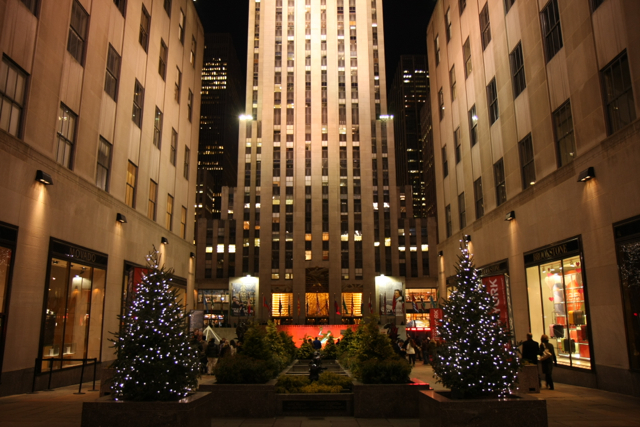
top-left (35, 170), bottom-right (53, 185)
top-left (161, 237), bottom-right (169, 245)
top-left (578, 167), bottom-right (595, 182)
top-left (463, 234), bottom-right (472, 242)
top-left (438, 251), bottom-right (443, 257)
top-left (505, 211), bottom-right (516, 221)
top-left (190, 252), bottom-right (195, 258)
top-left (116, 213), bottom-right (127, 223)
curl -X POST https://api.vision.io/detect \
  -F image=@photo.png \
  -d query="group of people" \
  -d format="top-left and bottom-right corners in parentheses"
top-left (393, 335), bottom-right (438, 366)
top-left (191, 329), bottom-right (237, 375)
top-left (520, 332), bottom-right (558, 390)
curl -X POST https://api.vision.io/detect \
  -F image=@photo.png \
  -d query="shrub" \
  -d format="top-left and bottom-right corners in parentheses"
top-left (213, 355), bottom-right (274, 384)
top-left (318, 371), bottom-right (353, 390)
top-left (359, 358), bottom-right (412, 384)
top-left (300, 383), bottom-right (342, 393)
top-left (275, 374), bottom-right (310, 393)
top-left (296, 341), bottom-right (315, 359)
top-left (321, 335), bottom-right (338, 360)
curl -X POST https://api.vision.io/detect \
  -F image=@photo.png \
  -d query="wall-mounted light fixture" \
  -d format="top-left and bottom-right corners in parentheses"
top-left (116, 213), bottom-right (127, 223)
top-left (463, 234), bottom-right (472, 242)
top-left (438, 251), bottom-right (443, 257)
top-left (505, 211), bottom-right (516, 221)
top-left (578, 167), bottom-right (595, 182)
top-left (190, 252), bottom-right (195, 258)
top-left (161, 237), bottom-right (169, 245)
top-left (35, 170), bottom-right (53, 185)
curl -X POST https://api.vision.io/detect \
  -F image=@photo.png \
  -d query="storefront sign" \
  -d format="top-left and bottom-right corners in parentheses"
top-left (50, 239), bottom-right (108, 267)
top-left (524, 238), bottom-right (580, 265)
top-left (478, 260), bottom-right (508, 277)
top-left (481, 275), bottom-right (510, 331)
top-left (430, 308), bottom-right (443, 342)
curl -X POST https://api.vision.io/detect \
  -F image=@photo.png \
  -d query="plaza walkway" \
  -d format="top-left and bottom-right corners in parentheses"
top-left (1, 363), bottom-right (640, 426)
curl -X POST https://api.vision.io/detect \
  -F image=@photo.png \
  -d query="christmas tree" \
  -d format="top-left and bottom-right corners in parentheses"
top-left (110, 248), bottom-right (200, 401)
top-left (432, 243), bottom-right (520, 398)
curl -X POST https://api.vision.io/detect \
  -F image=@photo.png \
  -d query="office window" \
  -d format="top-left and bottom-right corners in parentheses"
top-left (67, 0), bottom-right (88, 63)
top-left (463, 38), bottom-right (472, 78)
top-left (519, 134), bottom-right (535, 189)
top-left (445, 8), bottom-right (452, 42)
top-left (113, 0), bottom-right (125, 16)
top-left (553, 100), bottom-right (575, 167)
top-left (479, 3), bottom-right (491, 50)
top-left (170, 129), bottom-right (177, 165)
top-left (153, 107), bottom-right (163, 148)
top-left (190, 37), bottom-right (197, 68)
top-left (438, 88), bottom-right (445, 120)
top-left (166, 194), bottom-right (173, 230)
top-left (487, 78), bottom-right (499, 125)
top-left (104, 45), bottom-right (120, 101)
top-left (175, 67), bottom-right (182, 102)
top-left (20, 0), bottom-right (38, 14)
top-left (541, 0), bottom-right (563, 62)
top-left (510, 43), bottom-right (526, 98)
top-left (494, 158), bottom-right (506, 206)
top-left (435, 35), bottom-right (440, 66)
top-left (602, 51), bottom-right (636, 134)
top-left (178, 9), bottom-right (185, 44)
top-left (459, 0), bottom-right (466, 15)
top-left (445, 205), bottom-right (452, 237)
top-left (159, 40), bottom-right (168, 80)
top-left (139, 5), bottom-right (150, 52)
top-left (148, 180), bottom-right (157, 220)
top-left (442, 146), bottom-right (448, 178)
top-left (180, 206), bottom-right (187, 239)
top-left (184, 146), bottom-right (190, 179)
top-left (505, 0), bottom-right (516, 13)
top-left (458, 192), bottom-right (466, 229)
top-left (164, 0), bottom-right (171, 16)
top-left (187, 89), bottom-right (193, 122)
top-left (474, 177), bottom-right (484, 219)
top-left (450, 65), bottom-right (456, 101)
top-left (132, 80), bottom-right (144, 128)
top-left (468, 105), bottom-right (478, 146)
top-left (96, 137), bottom-right (112, 191)
top-left (454, 127), bottom-right (461, 164)
top-left (0, 57), bottom-right (27, 137)
top-left (56, 104), bottom-right (76, 168)
top-left (125, 161), bottom-right (137, 207)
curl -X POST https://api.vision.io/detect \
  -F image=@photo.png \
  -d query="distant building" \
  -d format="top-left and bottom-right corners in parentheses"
top-left (428, 0), bottom-right (640, 395)
top-left (0, 0), bottom-right (204, 396)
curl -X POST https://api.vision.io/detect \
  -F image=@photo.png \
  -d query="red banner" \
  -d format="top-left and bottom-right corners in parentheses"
top-left (430, 308), bottom-right (443, 342)
top-left (482, 275), bottom-right (510, 331)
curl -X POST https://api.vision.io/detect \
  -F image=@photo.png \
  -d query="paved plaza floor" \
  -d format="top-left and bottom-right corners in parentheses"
top-left (1, 363), bottom-right (640, 426)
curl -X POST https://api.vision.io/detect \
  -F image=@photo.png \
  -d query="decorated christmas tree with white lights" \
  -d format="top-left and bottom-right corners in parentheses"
top-left (432, 243), bottom-right (520, 398)
top-left (110, 248), bottom-right (199, 401)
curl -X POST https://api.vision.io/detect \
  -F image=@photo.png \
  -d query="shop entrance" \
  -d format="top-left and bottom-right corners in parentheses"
top-left (0, 222), bottom-right (18, 381)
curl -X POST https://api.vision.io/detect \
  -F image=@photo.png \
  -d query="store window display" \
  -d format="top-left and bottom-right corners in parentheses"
top-left (526, 254), bottom-right (590, 369)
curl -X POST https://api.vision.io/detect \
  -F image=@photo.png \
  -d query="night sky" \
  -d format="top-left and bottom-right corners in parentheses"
top-left (194, 0), bottom-right (435, 95)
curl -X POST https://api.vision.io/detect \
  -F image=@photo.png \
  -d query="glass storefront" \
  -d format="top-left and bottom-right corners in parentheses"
top-left (305, 292), bottom-right (329, 324)
top-left (525, 238), bottom-right (591, 369)
top-left (404, 288), bottom-right (437, 326)
top-left (0, 222), bottom-right (18, 379)
top-left (41, 240), bottom-right (107, 372)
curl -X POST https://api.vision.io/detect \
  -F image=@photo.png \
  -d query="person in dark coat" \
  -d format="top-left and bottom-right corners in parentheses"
top-left (312, 337), bottom-right (322, 350)
top-left (521, 332), bottom-right (539, 365)
top-left (539, 334), bottom-right (558, 390)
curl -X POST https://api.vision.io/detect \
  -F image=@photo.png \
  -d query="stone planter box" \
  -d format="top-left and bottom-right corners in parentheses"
top-left (516, 365), bottom-right (541, 394)
top-left (419, 390), bottom-right (547, 427)
top-left (276, 392), bottom-right (353, 416)
top-left (81, 392), bottom-right (211, 427)
top-left (353, 378), bottom-right (432, 418)
top-left (198, 381), bottom-right (276, 418)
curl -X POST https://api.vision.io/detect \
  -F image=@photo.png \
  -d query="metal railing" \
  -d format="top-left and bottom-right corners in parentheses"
top-left (31, 357), bottom-right (98, 395)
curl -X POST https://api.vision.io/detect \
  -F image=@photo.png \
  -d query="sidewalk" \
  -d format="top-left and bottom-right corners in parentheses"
top-left (1, 364), bottom-right (640, 427)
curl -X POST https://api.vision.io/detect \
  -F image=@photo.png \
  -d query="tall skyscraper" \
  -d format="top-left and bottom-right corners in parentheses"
top-left (195, 0), bottom-right (436, 327)
top-left (198, 34), bottom-right (242, 219)
top-left (389, 55), bottom-right (430, 218)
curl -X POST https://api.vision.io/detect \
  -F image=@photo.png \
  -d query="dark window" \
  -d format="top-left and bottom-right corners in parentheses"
top-left (602, 51), bottom-right (636, 134)
top-left (187, 89), bottom-right (193, 122)
top-left (450, 65), bottom-right (456, 101)
top-left (153, 107), bottom-right (163, 148)
top-left (553, 100), bottom-right (575, 166)
top-left (445, 205), bottom-right (452, 237)
top-left (0, 57), bottom-right (27, 137)
top-left (487, 78), bottom-right (499, 125)
top-left (458, 192), bottom-right (466, 229)
top-left (510, 42), bottom-right (526, 98)
top-left (96, 137), bottom-right (112, 191)
top-left (190, 36), bottom-right (197, 68)
top-left (67, 0), bottom-right (88, 63)
top-left (454, 128), bottom-right (461, 164)
top-left (56, 104), bottom-right (76, 168)
top-left (113, 0), bottom-right (125, 16)
top-left (20, 0), bottom-right (38, 14)
top-left (435, 35), bottom-right (440, 66)
top-left (468, 105), bottom-right (478, 146)
top-left (148, 180), bottom-right (157, 220)
top-left (445, 8), bottom-right (452, 42)
top-left (164, 0), bottom-right (172, 16)
top-left (463, 38), bottom-right (472, 78)
top-left (184, 146), bottom-right (190, 179)
top-left (494, 158), bottom-right (506, 206)
top-left (132, 80), bottom-right (144, 128)
top-left (159, 40), bottom-right (168, 80)
top-left (104, 45), bottom-right (120, 101)
top-left (519, 134), bottom-right (535, 189)
top-left (438, 88), bottom-right (445, 120)
top-left (178, 9), bottom-right (186, 44)
top-left (474, 177), bottom-right (484, 219)
top-left (459, 0), bottom-right (466, 15)
top-left (442, 146), bottom-right (448, 178)
top-left (139, 5), bottom-right (150, 52)
top-left (504, 0), bottom-right (516, 13)
top-left (175, 67), bottom-right (182, 102)
top-left (170, 129), bottom-right (177, 165)
top-left (479, 3), bottom-right (491, 50)
top-left (541, 0), bottom-right (563, 62)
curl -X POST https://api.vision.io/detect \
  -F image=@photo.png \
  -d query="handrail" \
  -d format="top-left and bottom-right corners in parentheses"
top-left (31, 357), bottom-right (99, 394)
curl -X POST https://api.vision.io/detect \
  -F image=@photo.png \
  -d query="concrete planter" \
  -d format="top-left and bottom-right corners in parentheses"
top-left (516, 364), bottom-right (541, 393)
top-left (353, 378), bottom-right (432, 418)
top-left (81, 392), bottom-right (211, 427)
top-left (198, 381), bottom-right (277, 418)
top-left (419, 390), bottom-right (547, 427)
top-left (276, 393), bottom-right (353, 416)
